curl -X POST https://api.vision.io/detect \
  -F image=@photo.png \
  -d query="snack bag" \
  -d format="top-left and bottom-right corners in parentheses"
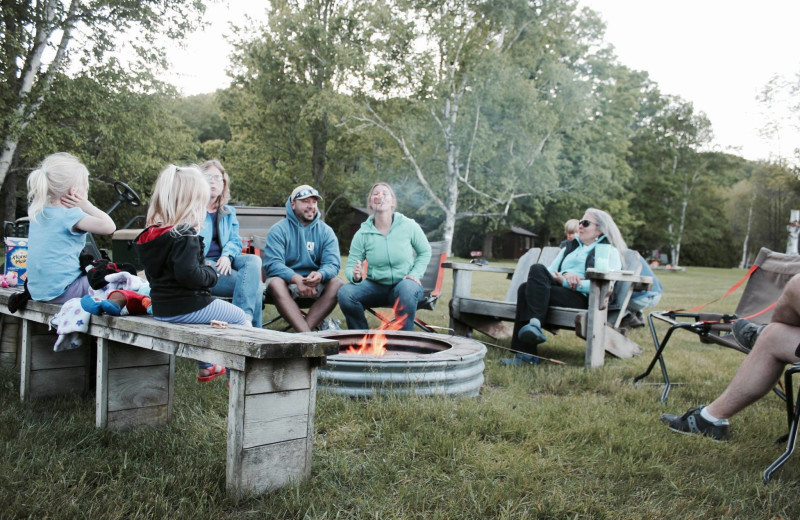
top-left (4, 237), bottom-right (28, 283)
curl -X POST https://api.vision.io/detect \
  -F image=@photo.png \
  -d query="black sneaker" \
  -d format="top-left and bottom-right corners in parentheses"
top-left (660, 406), bottom-right (730, 441)
top-left (733, 319), bottom-right (766, 351)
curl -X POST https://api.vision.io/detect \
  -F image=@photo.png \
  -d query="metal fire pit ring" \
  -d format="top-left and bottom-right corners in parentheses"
top-left (310, 330), bottom-right (487, 398)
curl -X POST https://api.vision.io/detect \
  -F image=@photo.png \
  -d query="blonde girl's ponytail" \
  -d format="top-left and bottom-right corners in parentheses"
top-left (27, 167), bottom-right (51, 220)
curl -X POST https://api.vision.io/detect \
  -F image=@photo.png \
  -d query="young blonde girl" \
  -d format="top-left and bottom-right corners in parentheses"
top-left (134, 165), bottom-right (248, 382)
top-left (26, 152), bottom-right (116, 303)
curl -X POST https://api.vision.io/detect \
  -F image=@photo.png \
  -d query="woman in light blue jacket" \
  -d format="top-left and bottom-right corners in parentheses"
top-left (198, 160), bottom-right (263, 330)
top-left (339, 182), bottom-right (431, 331)
top-left (503, 208), bottom-right (626, 365)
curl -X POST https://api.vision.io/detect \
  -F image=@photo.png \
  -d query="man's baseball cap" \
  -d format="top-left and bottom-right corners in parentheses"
top-left (290, 185), bottom-right (322, 202)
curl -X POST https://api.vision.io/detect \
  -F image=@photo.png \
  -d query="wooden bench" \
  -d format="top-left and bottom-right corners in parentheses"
top-left (0, 287), bottom-right (338, 497)
top-left (445, 249), bottom-right (653, 368)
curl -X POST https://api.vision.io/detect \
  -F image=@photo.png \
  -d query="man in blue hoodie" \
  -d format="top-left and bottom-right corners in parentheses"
top-left (263, 185), bottom-right (344, 332)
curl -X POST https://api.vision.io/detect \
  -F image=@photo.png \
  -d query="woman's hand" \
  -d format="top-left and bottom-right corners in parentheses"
top-left (215, 256), bottom-right (232, 276)
top-left (352, 259), bottom-right (363, 282)
top-left (562, 272), bottom-right (582, 290)
top-left (404, 274), bottom-right (421, 286)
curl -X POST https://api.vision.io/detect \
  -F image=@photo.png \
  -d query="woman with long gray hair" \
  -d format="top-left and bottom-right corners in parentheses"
top-left (502, 208), bottom-right (627, 365)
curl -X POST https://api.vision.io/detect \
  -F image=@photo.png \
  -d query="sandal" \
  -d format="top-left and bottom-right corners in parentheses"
top-left (198, 364), bottom-right (226, 382)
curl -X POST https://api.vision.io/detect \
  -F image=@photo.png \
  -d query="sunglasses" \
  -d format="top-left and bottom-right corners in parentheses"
top-left (579, 219), bottom-right (596, 228)
top-left (293, 188), bottom-right (320, 201)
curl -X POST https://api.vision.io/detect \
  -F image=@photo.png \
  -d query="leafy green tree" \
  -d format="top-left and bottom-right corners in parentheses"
top-left (172, 93), bottom-right (231, 145)
top-left (9, 72), bottom-right (198, 235)
top-left (221, 0), bottom-right (378, 210)
top-left (0, 0), bottom-right (207, 205)
top-left (343, 0), bottom-right (626, 254)
top-left (726, 161), bottom-right (800, 262)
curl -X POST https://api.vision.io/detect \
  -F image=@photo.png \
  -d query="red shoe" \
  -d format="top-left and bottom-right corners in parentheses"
top-left (198, 364), bottom-right (226, 382)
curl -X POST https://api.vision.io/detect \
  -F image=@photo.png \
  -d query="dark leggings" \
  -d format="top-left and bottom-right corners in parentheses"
top-left (511, 264), bottom-right (588, 355)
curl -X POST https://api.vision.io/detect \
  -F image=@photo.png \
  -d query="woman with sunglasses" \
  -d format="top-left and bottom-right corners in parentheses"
top-left (502, 208), bottom-right (627, 365)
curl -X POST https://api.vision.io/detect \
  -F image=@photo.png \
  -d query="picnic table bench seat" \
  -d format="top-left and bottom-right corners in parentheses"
top-left (0, 287), bottom-right (338, 497)
top-left (444, 249), bottom-right (653, 367)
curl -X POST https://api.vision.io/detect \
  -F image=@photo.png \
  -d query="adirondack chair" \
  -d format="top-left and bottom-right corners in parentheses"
top-left (445, 248), bottom-right (653, 368)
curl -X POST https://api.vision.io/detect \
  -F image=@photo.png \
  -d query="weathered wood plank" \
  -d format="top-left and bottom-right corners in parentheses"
top-left (227, 367), bottom-right (246, 497)
top-left (243, 390), bottom-right (310, 449)
top-left (442, 262), bottom-right (515, 274)
top-left (107, 342), bottom-right (170, 369)
top-left (246, 358), bottom-right (312, 395)
top-left (30, 334), bottom-right (90, 370)
top-left (603, 326), bottom-right (643, 359)
top-left (107, 404), bottom-right (170, 431)
top-left (0, 352), bottom-right (15, 367)
top-left (108, 365), bottom-right (170, 411)
top-left (29, 366), bottom-right (88, 399)
top-left (96, 337), bottom-right (110, 428)
top-left (19, 319), bottom-right (32, 401)
top-left (236, 438), bottom-right (311, 495)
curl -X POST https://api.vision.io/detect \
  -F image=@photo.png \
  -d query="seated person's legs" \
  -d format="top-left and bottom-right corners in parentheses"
top-left (337, 279), bottom-right (391, 330)
top-left (388, 278), bottom-right (425, 331)
top-left (304, 277), bottom-right (345, 330)
top-left (662, 322), bottom-right (800, 440)
top-left (266, 276), bottom-right (312, 332)
top-left (210, 254), bottom-right (263, 328)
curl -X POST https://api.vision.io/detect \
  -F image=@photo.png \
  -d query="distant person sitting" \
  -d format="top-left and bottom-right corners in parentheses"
top-left (559, 219), bottom-right (580, 248)
top-left (660, 274), bottom-right (800, 441)
top-left (262, 185), bottom-right (344, 332)
top-left (620, 256), bottom-right (663, 328)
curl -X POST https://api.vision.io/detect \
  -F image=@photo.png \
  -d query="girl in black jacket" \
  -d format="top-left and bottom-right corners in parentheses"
top-left (135, 165), bottom-right (249, 382)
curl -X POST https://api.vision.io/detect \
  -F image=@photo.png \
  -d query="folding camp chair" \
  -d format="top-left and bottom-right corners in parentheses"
top-left (634, 247), bottom-right (800, 403)
top-left (366, 240), bottom-right (447, 333)
top-left (764, 362), bottom-right (800, 484)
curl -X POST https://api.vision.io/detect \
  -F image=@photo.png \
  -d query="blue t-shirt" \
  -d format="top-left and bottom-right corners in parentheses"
top-left (27, 206), bottom-right (89, 301)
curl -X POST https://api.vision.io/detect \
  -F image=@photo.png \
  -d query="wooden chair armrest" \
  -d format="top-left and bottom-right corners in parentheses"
top-left (585, 269), bottom-right (653, 290)
top-left (442, 262), bottom-right (515, 274)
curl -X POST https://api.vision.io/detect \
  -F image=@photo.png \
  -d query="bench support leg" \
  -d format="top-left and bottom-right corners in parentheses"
top-left (96, 337), bottom-right (174, 431)
top-left (20, 320), bottom-right (92, 401)
top-left (226, 357), bottom-right (319, 498)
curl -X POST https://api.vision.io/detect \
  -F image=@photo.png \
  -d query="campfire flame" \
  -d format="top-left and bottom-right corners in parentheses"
top-left (344, 299), bottom-right (407, 356)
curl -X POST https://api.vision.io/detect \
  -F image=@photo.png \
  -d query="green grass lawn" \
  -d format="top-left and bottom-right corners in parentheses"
top-left (1, 261), bottom-right (799, 519)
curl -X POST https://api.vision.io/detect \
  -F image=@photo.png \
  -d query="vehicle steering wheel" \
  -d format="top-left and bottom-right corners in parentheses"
top-left (114, 181), bottom-right (141, 207)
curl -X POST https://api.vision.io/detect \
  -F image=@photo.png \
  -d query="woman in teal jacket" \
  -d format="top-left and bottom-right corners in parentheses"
top-left (339, 182), bottom-right (431, 330)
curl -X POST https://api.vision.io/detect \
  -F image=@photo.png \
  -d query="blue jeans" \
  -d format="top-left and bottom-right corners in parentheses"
top-left (337, 278), bottom-right (424, 331)
top-left (207, 254), bottom-right (263, 328)
top-left (627, 291), bottom-right (662, 313)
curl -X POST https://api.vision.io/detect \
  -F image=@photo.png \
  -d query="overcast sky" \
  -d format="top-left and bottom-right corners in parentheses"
top-left (163, 0), bottom-right (800, 163)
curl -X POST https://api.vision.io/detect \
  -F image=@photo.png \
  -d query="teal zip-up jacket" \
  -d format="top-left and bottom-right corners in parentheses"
top-left (345, 212), bottom-right (431, 285)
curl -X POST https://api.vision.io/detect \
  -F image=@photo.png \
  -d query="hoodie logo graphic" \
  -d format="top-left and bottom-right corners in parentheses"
top-left (306, 241), bottom-right (315, 253)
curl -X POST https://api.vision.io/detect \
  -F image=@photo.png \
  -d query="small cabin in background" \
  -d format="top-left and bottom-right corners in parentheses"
top-left (501, 226), bottom-right (537, 260)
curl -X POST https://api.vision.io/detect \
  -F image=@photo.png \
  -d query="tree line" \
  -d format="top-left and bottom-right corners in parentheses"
top-left (2, 0), bottom-right (799, 267)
